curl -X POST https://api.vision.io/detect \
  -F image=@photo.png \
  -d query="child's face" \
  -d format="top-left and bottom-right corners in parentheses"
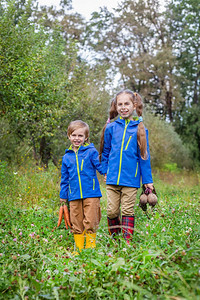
top-left (68, 128), bottom-right (87, 151)
top-left (116, 94), bottom-right (136, 120)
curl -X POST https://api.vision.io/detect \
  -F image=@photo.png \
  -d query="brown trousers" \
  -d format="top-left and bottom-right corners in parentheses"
top-left (106, 185), bottom-right (138, 219)
top-left (69, 197), bottom-right (101, 234)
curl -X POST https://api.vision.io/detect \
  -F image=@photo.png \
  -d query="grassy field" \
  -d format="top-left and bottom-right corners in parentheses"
top-left (0, 161), bottom-right (200, 299)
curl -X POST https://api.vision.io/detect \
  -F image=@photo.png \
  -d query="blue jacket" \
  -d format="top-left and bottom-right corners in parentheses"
top-left (101, 117), bottom-right (153, 188)
top-left (60, 143), bottom-right (103, 201)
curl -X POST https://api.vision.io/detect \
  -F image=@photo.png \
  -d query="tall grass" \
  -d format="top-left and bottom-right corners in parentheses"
top-left (0, 162), bottom-right (199, 299)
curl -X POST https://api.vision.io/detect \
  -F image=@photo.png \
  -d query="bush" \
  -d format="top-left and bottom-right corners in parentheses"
top-left (144, 111), bottom-right (192, 169)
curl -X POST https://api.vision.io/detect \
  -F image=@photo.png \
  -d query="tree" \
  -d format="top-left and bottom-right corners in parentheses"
top-left (167, 0), bottom-right (200, 162)
top-left (0, 0), bottom-right (112, 167)
top-left (33, 0), bottom-right (85, 44)
top-left (85, 0), bottom-right (182, 121)
top-left (0, 0), bottom-right (79, 167)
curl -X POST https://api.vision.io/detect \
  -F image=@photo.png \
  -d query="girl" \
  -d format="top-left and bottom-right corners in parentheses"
top-left (100, 89), bottom-right (154, 244)
top-left (60, 120), bottom-right (103, 253)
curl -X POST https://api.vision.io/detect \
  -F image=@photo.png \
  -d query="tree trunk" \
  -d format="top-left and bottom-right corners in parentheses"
top-left (32, 137), bottom-right (39, 166)
top-left (166, 90), bottom-right (173, 121)
top-left (39, 136), bottom-right (51, 169)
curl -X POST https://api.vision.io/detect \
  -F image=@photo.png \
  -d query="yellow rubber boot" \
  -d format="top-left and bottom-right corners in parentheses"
top-left (85, 233), bottom-right (96, 249)
top-left (73, 233), bottom-right (85, 254)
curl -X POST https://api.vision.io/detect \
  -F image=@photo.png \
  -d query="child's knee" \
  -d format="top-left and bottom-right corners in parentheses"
top-left (121, 207), bottom-right (134, 216)
top-left (107, 210), bottom-right (120, 219)
top-left (107, 201), bottom-right (120, 219)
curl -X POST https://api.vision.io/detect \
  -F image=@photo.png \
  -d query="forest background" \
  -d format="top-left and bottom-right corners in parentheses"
top-left (0, 0), bottom-right (200, 171)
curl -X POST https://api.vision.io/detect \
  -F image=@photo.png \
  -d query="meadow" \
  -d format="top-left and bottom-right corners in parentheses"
top-left (0, 161), bottom-right (199, 299)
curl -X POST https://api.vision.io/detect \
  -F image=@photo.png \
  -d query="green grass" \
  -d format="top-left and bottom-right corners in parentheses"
top-left (0, 162), bottom-right (200, 299)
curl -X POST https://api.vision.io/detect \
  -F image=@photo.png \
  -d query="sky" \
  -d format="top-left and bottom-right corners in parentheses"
top-left (37, 0), bottom-right (165, 20)
top-left (37, 0), bottom-right (120, 19)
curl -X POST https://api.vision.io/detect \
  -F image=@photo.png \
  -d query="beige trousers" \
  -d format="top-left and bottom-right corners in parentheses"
top-left (106, 185), bottom-right (138, 219)
top-left (69, 197), bottom-right (101, 234)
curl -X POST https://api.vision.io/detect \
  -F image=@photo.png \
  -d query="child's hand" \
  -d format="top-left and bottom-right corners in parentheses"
top-left (104, 174), bottom-right (107, 182)
top-left (144, 183), bottom-right (154, 191)
top-left (60, 198), bottom-right (66, 203)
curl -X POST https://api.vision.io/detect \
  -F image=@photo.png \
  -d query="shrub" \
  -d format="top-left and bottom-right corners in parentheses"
top-left (144, 111), bottom-right (192, 169)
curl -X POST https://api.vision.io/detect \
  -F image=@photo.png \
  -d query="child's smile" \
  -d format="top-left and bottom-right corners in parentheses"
top-left (68, 128), bottom-right (86, 151)
top-left (116, 94), bottom-right (136, 120)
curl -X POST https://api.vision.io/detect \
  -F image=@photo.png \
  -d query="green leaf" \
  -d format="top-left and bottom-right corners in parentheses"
top-left (111, 257), bottom-right (125, 271)
top-left (20, 254), bottom-right (31, 260)
top-left (91, 258), bottom-right (102, 267)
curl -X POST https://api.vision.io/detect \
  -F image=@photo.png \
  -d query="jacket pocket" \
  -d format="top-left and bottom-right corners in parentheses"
top-left (81, 159), bottom-right (84, 171)
top-left (125, 136), bottom-right (132, 150)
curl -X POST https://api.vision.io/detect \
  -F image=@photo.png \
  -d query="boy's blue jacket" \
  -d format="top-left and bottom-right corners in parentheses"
top-left (60, 143), bottom-right (103, 201)
top-left (101, 117), bottom-right (153, 188)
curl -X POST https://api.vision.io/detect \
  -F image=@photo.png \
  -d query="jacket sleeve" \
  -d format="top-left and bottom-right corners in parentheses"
top-left (60, 157), bottom-right (69, 199)
top-left (139, 129), bottom-right (153, 184)
top-left (91, 148), bottom-right (103, 175)
top-left (101, 126), bottom-right (112, 174)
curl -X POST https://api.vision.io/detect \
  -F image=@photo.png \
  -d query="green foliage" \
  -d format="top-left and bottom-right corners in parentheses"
top-left (0, 0), bottom-right (199, 169)
top-left (0, 165), bottom-right (200, 298)
top-left (85, 0), bottom-right (200, 164)
top-left (174, 104), bottom-right (200, 163)
top-left (167, 0), bottom-right (200, 162)
top-left (85, 0), bottom-right (182, 121)
top-left (144, 111), bottom-right (192, 169)
top-left (0, 0), bottom-right (112, 167)
top-left (45, 62), bottom-right (111, 162)
top-left (163, 163), bottom-right (178, 172)
top-left (167, 0), bottom-right (200, 99)
top-left (0, 0), bottom-right (81, 167)
top-left (0, 118), bottom-right (21, 163)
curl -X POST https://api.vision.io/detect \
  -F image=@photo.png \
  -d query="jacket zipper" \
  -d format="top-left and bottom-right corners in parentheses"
top-left (69, 184), bottom-right (71, 194)
top-left (117, 120), bottom-right (129, 185)
top-left (75, 151), bottom-right (83, 198)
top-left (81, 159), bottom-right (84, 171)
top-left (125, 136), bottom-right (132, 150)
top-left (135, 162), bottom-right (138, 177)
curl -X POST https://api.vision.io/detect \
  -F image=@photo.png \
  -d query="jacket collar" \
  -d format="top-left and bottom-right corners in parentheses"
top-left (65, 143), bottom-right (93, 153)
top-left (116, 117), bottom-right (140, 126)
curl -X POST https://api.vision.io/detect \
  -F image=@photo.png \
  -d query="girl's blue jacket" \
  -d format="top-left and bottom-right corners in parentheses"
top-left (101, 117), bottom-right (153, 188)
top-left (60, 143), bottom-right (103, 201)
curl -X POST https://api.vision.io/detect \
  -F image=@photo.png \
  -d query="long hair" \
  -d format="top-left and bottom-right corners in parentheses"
top-left (99, 89), bottom-right (147, 160)
top-left (67, 120), bottom-right (89, 143)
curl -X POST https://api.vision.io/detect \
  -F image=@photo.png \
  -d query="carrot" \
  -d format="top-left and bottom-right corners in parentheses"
top-left (63, 204), bottom-right (72, 229)
top-left (63, 211), bottom-right (68, 229)
top-left (57, 206), bottom-right (64, 227)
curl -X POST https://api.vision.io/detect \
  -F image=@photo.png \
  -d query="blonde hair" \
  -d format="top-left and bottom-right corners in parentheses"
top-left (67, 120), bottom-right (89, 142)
top-left (99, 89), bottom-right (147, 160)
